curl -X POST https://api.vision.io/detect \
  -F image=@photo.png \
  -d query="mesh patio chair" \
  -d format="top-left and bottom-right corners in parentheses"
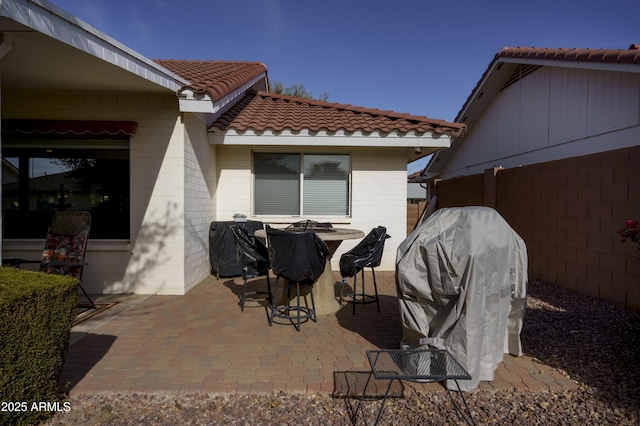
top-left (3, 211), bottom-right (94, 309)
top-left (339, 226), bottom-right (390, 314)
top-left (266, 225), bottom-right (330, 331)
top-left (229, 225), bottom-right (272, 312)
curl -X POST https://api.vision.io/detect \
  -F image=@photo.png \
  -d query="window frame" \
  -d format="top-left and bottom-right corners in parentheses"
top-left (1, 138), bottom-right (130, 240)
top-left (252, 151), bottom-right (352, 218)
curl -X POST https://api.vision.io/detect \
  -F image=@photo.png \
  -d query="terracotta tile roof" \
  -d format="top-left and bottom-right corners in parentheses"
top-left (498, 44), bottom-right (640, 64)
top-left (456, 44), bottom-right (640, 121)
top-left (211, 91), bottom-right (467, 137)
top-left (153, 60), bottom-right (267, 101)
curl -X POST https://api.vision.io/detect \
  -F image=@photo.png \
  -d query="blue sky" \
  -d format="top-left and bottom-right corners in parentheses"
top-left (49, 0), bottom-right (638, 173)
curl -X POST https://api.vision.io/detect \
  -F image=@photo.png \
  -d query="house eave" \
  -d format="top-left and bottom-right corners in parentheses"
top-left (178, 74), bottom-right (268, 118)
top-left (0, 0), bottom-right (188, 93)
top-left (208, 129), bottom-right (451, 162)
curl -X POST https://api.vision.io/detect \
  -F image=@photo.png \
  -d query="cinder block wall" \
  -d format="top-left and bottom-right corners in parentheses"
top-left (406, 200), bottom-right (427, 234)
top-left (433, 146), bottom-right (640, 310)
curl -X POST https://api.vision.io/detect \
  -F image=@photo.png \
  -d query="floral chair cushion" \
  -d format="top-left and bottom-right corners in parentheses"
top-left (39, 227), bottom-right (88, 278)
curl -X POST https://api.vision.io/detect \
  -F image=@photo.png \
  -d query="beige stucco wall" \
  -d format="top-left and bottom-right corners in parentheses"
top-left (1, 90), bottom-right (213, 295)
top-left (214, 145), bottom-right (407, 271)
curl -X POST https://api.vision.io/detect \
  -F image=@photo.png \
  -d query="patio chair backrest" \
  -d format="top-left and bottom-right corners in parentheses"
top-left (266, 225), bottom-right (330, 284)
top-left (229, 225), bottom-right (269, 279)
top-left (40, 211), bottom-right (91, 279)
top-left (339, 226), bottom-right (390, 277)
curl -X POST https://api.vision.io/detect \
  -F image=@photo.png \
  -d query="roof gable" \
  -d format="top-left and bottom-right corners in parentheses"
top-left (153, 60), bottom-right (267, 102)
top-left (211, 91), bottom-right (467, 137)
top-left (457, 44), bottom-right (640, 123)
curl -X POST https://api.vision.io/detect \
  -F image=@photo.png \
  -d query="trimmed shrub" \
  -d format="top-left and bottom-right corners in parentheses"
top-left (0, 267), bottom-right (77, 425)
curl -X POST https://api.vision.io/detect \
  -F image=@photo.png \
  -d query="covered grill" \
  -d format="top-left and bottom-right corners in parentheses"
top-left (396, 206), bottom-right (528, 391)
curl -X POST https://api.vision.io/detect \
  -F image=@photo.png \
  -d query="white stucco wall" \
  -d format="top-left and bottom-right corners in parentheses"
top-left (1, 90), bottom-right (195, 295)
top-left (215, 145), bottom-right (407, 271)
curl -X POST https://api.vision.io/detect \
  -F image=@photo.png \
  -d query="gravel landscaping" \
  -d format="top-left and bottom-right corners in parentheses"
top-left (44, 278), bottom-right (640, 425)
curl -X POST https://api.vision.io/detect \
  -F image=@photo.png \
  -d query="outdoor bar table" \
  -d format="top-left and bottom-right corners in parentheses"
top-left (255, 227), bottom-right (364, 316)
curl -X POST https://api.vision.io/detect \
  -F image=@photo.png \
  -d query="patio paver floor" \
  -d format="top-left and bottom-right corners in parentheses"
top-left (60, 272), bottom-right (578, 396)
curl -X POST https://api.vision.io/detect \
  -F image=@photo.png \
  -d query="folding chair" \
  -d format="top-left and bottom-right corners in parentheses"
top-left (3, 211), bottom-right (94, 308)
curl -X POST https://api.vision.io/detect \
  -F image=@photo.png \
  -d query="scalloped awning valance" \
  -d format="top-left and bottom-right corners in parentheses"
top-left (1, 119), bottom-right (138, 139)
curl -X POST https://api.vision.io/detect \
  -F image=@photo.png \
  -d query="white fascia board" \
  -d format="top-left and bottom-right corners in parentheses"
top-left (209, 130), bottom-right (452, 150)
top-left (178, 73), bottom-right (267, 115)
top-left (2, 0), bottom-right (187, 91)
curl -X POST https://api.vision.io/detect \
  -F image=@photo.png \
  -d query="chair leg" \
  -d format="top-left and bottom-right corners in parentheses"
top-left (241, 275), bottom-right (248, 311)
top-left (352, 272), bottom-right (358, 315)
top-left (371, 267), bottom-right (380, 312)
top-left (295, 281), bottom-right (301, 332)
top-left (269, 276), bottom-right (281, 327)
top-left (79, 284), bottom-right (96, 309)
top-left (266, 274), bottom-right (273, 307)
top-left (309, 284), bottom-right (317, 322)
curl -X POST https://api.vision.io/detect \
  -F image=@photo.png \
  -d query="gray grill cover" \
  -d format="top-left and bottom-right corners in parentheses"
top-left (396, 206), bottom-right (527, 391)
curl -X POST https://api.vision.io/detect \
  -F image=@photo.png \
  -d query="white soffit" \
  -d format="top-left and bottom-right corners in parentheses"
top-left (209, 129), bottom-right (452, 149)
top-left (1, 0), bottom-right (187, 92)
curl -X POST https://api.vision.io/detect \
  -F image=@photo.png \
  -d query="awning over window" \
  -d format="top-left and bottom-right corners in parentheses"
top-left (1, 119), bottom-right (138, 139)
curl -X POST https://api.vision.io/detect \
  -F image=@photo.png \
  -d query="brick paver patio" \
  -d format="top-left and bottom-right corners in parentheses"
top-left (60, 271), bottom-right (578, 396)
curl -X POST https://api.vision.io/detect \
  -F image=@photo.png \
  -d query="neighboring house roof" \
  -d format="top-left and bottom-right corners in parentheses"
top-left (154, 60), bottom-right (268, 102)
top-left (210, 90), bottom-right (467, 137)
top-left (422, 44), bottom-right (640, 181)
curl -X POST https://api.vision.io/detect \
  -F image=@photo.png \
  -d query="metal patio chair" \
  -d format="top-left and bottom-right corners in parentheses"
top-left (3, 211), bottom-right (95, 309)
top-left (266, 225), bottom-right (330, 331)
top-left (339, 226), bottom-right (390, 314)
top-left (229, 225), bottom-right (272, 312)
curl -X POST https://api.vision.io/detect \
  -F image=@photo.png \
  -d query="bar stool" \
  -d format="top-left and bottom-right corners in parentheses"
top-left (339, 226), bottom-right (390, 314)
top-left (266, 225), bottom-right (330, 331)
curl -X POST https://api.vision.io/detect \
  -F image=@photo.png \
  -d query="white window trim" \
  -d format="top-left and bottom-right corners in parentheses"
top-left (251, 151), bottom-right (352, 219)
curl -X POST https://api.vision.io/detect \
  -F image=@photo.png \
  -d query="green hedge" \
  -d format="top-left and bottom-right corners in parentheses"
top-left (0, 267), bottom-right (78, 426)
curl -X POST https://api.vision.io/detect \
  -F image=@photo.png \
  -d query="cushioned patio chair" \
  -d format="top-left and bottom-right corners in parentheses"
top-left (3, 211), bottom-right (95, 309)
top-left (229, 225), bottom-right (272, 312)
top-left (339, 226), bottom-right (390, 314)
top-left (266, 225), bottom-right (330, 331)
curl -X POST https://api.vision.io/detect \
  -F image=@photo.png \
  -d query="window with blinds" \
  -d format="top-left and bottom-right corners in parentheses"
top-left (253, 152), bottom-right (350, 216)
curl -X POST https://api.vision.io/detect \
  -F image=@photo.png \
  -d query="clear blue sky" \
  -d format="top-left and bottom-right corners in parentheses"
top-left (49, 0), bottom-right (639, 173)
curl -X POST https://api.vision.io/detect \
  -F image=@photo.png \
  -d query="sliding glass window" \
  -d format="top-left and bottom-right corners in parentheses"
top-left (253, 152), bottom-right (350, 216)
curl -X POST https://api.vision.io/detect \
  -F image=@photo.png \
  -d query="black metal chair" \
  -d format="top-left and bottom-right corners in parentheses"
top-left (339, 226), bottom-right (390, 314)
top-left (266, 225), bottom-right (330, 331)
top-left (229, 225), bottom-right (272, 312)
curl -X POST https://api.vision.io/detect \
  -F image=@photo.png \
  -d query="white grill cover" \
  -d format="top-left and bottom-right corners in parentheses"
top-left (396, 206), bottom-right (527, 391)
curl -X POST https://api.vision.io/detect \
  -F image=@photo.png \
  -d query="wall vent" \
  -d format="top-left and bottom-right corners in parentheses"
top-left (500, 64), bottom-right (542, 91)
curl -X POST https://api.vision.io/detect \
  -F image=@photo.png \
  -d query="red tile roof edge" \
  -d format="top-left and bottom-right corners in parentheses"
top-left (153, 59), bottom-right (267, 101)
top-left (211, 91), bottom-right (467, 138)
top-left (456, 44), bottom-right (640, 121)
top-left (498, 44), bottom-right (640, 64)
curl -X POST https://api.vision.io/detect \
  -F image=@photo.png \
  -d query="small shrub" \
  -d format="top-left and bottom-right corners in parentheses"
top-left (0, 267), bottom-right (78, 425)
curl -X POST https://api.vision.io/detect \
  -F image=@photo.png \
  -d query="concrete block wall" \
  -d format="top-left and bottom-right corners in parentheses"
top-left (434, 146), bottom-right (640, 310)
top-left (183, 113), bottom-right (216, 292)
top-left (406, 201), bottom-right (427, 234)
